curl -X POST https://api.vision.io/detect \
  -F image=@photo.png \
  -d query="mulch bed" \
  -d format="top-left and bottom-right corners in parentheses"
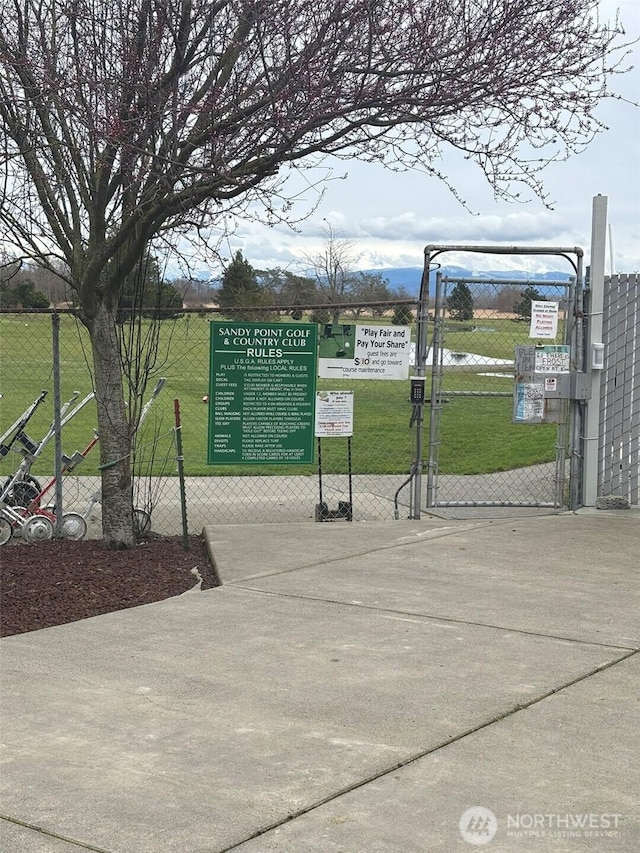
top-left (0, 534), bottom-right (219, 637)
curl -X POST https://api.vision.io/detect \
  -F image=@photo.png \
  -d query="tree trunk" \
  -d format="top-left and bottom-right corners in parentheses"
top-left (89, 301), bottom-right (135, 548)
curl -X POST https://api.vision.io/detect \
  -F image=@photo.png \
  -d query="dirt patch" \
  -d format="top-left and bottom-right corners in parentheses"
top-left (0, 534), bottom-right (219, 637)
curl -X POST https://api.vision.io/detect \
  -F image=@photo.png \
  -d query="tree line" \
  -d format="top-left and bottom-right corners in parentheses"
top-left (0, 248), bottom-right (559, 326)
top-left (446, 281), bottom-right (550, 322)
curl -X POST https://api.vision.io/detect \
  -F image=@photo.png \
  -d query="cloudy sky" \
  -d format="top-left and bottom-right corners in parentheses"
top-left (219, 0), bottom-right (639, 278)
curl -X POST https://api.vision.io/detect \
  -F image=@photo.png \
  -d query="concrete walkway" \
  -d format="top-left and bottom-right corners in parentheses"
top-left (1, 508), bottom-right (638, 851)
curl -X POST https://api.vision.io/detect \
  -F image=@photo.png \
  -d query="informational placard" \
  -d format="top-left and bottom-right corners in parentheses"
top-left (208, 322), bottom-right (317, 464)
top-left (315, 391), bottom-right (354, 437)
top-left (534, 344), bottom-right (570, 374)
top-left (514, 382), bottom-right (545, 422)
top-left (318, 323), bottom-right (411, 379)
top-left (513, 344), bottom-right (570, 424)
top-left (529, 301), bottom-right (559, 339)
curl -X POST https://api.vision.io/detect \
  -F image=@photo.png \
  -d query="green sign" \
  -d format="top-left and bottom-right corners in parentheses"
top-left (208, 322), bottom-right (318, 464)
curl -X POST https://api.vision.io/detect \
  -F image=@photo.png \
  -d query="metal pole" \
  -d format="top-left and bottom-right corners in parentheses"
top-left (52, 314), bottom-right (63, 536)
top-left (347, 435), bottom-right (353, 521)
top-left (582, 195), bottom-right (608, 505)
top-left (569, 250), bottom-right (586, 510)
top-left (173, 399), bottom-right (189, 550)
top-left (317, 437), bottom-right (323, 507)
top-left (554, 275), bottom-right (577, 507)
top-left (426, 271), bottom-right (443, 509)
top-left (411, 259), bottom-right (431, 518)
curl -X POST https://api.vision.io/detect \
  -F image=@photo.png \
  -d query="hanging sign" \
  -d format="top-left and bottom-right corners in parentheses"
top-left (315, 391), bottom-right (354, 437)
top-left (514, 382), bottom-right (545, 423)
top-left (534, 344), bottom-right (570, 374)
top-left (529, 301), bottom-right (559, 339)
top-left (208, 322), bottom-right (317, 464)
top-left (318, 323), bottom-right (411, 379)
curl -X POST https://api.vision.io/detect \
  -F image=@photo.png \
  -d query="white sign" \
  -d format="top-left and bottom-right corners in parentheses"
top-left (534, 345), bottom-right (570, 374)
top-left (318, 324), bottom-right (411, 380)
top-left (514, 382), bottom-right (545, 422)
top-left (529, 301), bottom-right (559, 339)
top-left (314, 391), bottom-right (354, 437)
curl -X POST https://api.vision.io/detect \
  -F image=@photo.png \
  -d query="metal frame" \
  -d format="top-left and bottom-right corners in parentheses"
top-left (410, 244), bottom-right (585, 519)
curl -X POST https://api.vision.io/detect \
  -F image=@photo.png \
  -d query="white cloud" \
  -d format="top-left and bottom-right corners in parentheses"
top-left (351, 211), bottom-right (564, 243)
top-left (217, 0), bottom-right (640, 277)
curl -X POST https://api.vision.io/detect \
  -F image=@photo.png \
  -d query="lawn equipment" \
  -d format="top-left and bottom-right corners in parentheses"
top-left (72, 377), bottom-right (167, 539)
top-left (0, 389), bottom-right (48, 461)
top-left (0, 390), bottom-right (49, 505)
top-left (0, 391), bottom-right (95, 544)
top-left (18, 429), bottom-right (101, 542)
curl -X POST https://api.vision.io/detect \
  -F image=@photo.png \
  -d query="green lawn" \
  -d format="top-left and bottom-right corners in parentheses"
top-left (436, 316), bottom-right (567, 360)
top-left (0, 313), bottom-right (559, 478)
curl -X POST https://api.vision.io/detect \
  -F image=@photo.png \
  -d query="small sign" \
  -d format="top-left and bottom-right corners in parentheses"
top-left (315, 391), bottom-right (354, 437)
top-left (534, 345), bottom-right (570, 374)
top-left (545, 377), bottom-right (557, 392)
top-left (529, 301), bottom-right (559, 339)
top-left (514, 382), bottom-right (545, 422)
top-left (318, 324), bottom-right (411, 380)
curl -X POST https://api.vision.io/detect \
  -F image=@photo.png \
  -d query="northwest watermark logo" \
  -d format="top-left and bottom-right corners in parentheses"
top-left (506, 812), bottom-right (623, 840)
top-left (459, 807), bottom-right (624, 845)
top-left (459, 807), bottom-right (498, 845)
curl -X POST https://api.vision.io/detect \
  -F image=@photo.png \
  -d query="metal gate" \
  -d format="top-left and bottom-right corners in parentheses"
top-left (409, 244), bottom-right (586, 516)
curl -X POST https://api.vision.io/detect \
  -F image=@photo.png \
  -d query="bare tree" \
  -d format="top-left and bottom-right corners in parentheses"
top-left (0, 0), bottom-right (630, 546)
top-left (0, 259), bottom-right (70, 305)
top-left (348, 272), bottom-right (393, 317)
top-left (172, 277), bottom-right (217, 308)
top-left (303, 225), bottom-right (357, 325)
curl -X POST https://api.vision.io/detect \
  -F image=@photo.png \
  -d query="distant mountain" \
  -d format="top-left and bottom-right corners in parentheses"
top-left (172, 264), bottom-right (574, 299)
top-left (363, 267), bottom-right (573, 297)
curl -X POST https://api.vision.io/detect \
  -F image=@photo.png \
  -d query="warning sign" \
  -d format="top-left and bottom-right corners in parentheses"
top-left (529, 301), bottom-right (559, 339)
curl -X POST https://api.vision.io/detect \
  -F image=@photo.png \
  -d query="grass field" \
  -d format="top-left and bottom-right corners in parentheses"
top-left (0, 312), bottom-right (559, 479)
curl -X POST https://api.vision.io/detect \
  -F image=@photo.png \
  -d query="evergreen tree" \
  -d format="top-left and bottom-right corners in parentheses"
top-left (514, 285), bottom-right (545, 322)
top-left (118, 254), bottom-right (183, 320)
top-left (392, 303), bottom-right (414, 325)
top-left (0, 276), bottom-right (49, 309)
top-left (446, 282), bottom-right (474, 321)
top-left (257, 268), bottom-right (318, 316)
top-left (217, 251), bottom-right (268, 320)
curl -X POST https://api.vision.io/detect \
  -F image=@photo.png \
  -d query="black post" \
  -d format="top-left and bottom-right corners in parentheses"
top-left (317, 436), bottom-right (323, 506)
top-left (347, 436), bottom-right (353, 521)
top-left (173, 399), bottom-right (189, 550)
top-left (315, 437), bottom-right (329, 521)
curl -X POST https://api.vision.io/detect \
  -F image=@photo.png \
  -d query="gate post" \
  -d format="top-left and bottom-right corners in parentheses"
top-left (582, 194), bottom-right (608, 506)
top-left (410, 259), bottom-right (432, 518)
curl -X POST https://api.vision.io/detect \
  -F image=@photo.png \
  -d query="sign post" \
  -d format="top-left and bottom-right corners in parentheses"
top-left (314, 390), bottom-right (354, 522)
top-left (207, 322), bottom-right (317, 464)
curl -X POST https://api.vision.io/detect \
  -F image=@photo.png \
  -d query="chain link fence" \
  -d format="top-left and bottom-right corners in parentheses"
top-left (0, 307), bottom-right (422, 537)
top-left (423, 277), bottom-right (574, 511)
top-left (1, 291), bottom-right (580, 539)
